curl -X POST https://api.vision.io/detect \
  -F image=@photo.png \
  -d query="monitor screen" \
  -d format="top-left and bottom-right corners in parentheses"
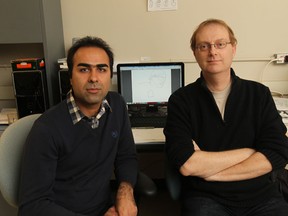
top-left (117, 62), bottom-right (184, 112)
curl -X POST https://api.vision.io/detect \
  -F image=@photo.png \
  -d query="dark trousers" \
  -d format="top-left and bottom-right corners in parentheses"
top-left (181, 196), bottom-right (288, 216)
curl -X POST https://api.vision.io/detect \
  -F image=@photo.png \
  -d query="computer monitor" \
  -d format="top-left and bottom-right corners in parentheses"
top-left (117, 62), bottom-right (184, 114)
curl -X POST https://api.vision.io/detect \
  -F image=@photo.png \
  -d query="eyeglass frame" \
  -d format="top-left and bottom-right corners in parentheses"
top-left (195, 41), bottom-right (232, 52)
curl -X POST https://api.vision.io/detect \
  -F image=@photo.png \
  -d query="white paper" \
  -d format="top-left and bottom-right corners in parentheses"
top-left (132, 128), bottom-right (165, 144)
top-left (148, 0), bottom-right (178, 11)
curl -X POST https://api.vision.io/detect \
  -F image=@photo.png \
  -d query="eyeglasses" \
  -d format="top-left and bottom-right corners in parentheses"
top-left (196, 41), bottom-right (232, 51)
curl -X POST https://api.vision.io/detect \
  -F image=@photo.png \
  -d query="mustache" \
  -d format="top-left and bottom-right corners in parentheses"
top-left (86, 83), bottom-right (102, 89)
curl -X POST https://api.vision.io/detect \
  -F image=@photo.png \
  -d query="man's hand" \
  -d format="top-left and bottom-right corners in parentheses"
top-left (104, 206), bottom-right (118, 216)
top-left (180, 139), bottom-right (256, 178)
top-left (115, 182), bottom-right (137, 216)
top-left (203, 151), bottom-right (272, 182)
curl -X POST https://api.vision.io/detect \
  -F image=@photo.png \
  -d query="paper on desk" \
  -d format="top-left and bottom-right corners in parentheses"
top-left (0, 108), bottom-right (17, 124)
top-left (273, 97), bottom-right (288, 111)
top-left (273, 97), bottom-right (288, 127)
top-left (132, 128), bottom-right (165, 144)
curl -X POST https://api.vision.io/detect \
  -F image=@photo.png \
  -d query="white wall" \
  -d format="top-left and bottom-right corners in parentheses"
top-left (60, 0), bottom-right (288, 93)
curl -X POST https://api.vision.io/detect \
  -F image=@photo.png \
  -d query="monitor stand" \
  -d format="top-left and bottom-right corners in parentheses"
top-left (146, 105), bottom-right (158, 113)
top-left (128, 104), bottom-right (167, 117)
top-left (144, 105), bottom-right (167, 117)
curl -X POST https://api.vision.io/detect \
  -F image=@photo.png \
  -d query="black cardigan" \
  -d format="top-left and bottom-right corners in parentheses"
top-left (164, 69), bottom-right (288, 207)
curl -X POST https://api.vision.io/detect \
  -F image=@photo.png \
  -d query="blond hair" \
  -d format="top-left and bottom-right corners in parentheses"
top-left (190, 19), bottom-right (237, 51)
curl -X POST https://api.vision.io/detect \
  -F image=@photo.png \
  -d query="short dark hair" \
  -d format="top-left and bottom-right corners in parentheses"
top-left (67, 36), bottom-right (114, 78)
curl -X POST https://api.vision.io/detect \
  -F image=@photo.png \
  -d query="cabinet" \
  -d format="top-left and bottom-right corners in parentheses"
top-left (58, 69), bottom-right (71, 101)
top-left (0, 0), bottom-right (65, 107)
top-left (12, 70), bottom-right (48, 118)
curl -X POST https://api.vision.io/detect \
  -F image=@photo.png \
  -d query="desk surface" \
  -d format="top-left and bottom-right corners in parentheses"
top-left (132, 128), bottom-right (165, 144)
top-left (132, 128), bottom-right (165, 152)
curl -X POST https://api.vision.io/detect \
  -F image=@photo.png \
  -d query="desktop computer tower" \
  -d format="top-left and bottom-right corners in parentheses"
top-left (12, 70), bottom-right (49, 118)
top-left (58, 69), bottom-right (71, 101)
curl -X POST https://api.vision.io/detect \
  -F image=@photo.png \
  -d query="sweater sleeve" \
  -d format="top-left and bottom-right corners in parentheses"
top-left (164, 89), bottom-right (195, 169)
top-left (113, 95), bottom-right (138, 187)
top-left (18, 120), bottom-right (86, 216)
top-left (256, 88), bottom-right (288, 169)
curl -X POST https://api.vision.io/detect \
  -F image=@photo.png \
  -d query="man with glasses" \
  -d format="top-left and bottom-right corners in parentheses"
top-left (164, 19), bottom-right (288, 215)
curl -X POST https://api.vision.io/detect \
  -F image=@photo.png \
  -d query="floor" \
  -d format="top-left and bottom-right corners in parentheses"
top-left (1, 180), bottom-right (180, 216)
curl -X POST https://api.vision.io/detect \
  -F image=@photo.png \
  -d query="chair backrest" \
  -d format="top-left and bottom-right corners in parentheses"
top-left (165, 157), bottom-right (182, 200)
top-left (0, 114), bottom-right (41, 208)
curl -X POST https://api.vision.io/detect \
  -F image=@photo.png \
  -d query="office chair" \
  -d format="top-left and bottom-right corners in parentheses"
top-left (165, 156), bottom-right (182, 200)
top-left (0, 114), bottom-right (41, 207)
top-left (0, 114), bottom-right (157, 209)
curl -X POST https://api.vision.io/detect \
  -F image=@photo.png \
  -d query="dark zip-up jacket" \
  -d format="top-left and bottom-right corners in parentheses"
top-left (164, 69), bottom-right (288, 207)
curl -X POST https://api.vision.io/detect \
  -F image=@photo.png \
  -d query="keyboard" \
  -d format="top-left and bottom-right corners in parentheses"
top-left (129, 116), bottom-right (166, 128)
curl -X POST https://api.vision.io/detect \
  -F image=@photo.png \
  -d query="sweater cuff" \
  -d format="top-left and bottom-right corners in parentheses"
top-left (259, 149), bottom-right (287, 169)
top-left (174, 148), bottom-right (194, 170)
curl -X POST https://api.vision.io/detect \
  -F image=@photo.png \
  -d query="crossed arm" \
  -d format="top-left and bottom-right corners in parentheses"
top-left (180, 141), bottom-right (273, 182)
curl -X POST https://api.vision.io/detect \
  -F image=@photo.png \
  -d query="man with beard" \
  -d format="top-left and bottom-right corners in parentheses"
top-left (18, 36), bottom-right (138, 216)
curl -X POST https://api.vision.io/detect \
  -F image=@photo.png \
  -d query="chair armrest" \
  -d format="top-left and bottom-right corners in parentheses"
top-left (165, 159), bottom-right (181, 200)
top-left (135, 172), bottom-right (157, 197)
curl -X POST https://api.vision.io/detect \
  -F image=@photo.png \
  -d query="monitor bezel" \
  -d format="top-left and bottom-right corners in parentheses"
top-left (116, 62), bottom-right (184, 109)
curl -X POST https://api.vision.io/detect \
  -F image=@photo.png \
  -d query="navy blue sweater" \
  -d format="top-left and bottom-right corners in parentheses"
top-left (19, 92), bottom-right (138, 216)
top-left (164, 69), bottom-right (288, 207)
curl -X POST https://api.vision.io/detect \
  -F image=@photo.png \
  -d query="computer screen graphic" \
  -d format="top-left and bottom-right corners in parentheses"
top-left (117, 62), bottom-right (184, 107)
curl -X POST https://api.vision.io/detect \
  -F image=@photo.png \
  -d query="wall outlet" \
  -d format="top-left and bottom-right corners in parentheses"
top-left (274, 53), bottom-right (288, 64)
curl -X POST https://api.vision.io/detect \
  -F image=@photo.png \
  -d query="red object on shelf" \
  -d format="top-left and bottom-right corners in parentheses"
top-left (11, 58), bottom-right (45, 71)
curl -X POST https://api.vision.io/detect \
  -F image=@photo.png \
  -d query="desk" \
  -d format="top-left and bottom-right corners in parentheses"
top-left (0, 109), bottom-right (18, 138)
top-left (132, 128), bottom-right (165, 152)
top-left (132, 128), bottom-right (165, 178)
